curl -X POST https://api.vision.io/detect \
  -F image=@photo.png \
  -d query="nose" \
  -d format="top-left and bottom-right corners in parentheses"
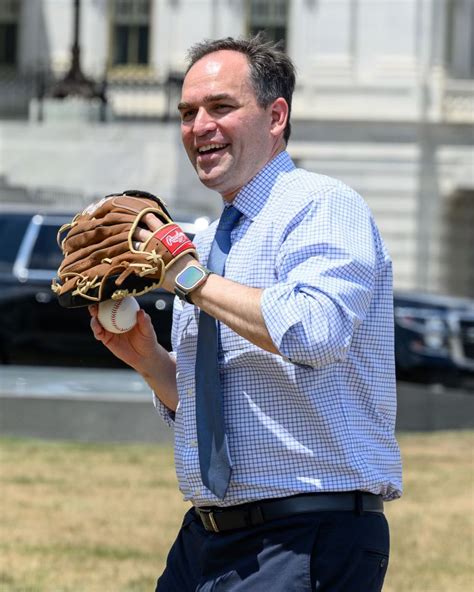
top-left (192, 107), bottom-right (217, 136)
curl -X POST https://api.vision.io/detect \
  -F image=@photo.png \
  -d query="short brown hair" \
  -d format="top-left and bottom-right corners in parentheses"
top-left (185, 33), bottom-right (296, 143)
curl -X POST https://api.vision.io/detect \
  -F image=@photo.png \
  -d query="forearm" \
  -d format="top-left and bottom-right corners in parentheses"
top-left (90, 306), bottom-right (180, 412)
top-left (191, 274), bottom-right (279, 356)
top-left (136, 349), bottom-right (179, 412)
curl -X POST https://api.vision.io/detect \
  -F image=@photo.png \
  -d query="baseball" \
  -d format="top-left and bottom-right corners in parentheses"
top-left (98, 296), bottom-right (140, 334)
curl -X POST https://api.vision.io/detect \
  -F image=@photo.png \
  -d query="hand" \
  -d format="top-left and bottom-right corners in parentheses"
top-left (132, 213), bottom-right (196, 292)
top-left (89, 304), bottom-right (163, 373)
top-left (89, 303), bottom-right (179, 411)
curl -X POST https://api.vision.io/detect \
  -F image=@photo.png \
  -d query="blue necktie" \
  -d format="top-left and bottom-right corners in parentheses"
top-left (195, 205), bottom-right (242, 499)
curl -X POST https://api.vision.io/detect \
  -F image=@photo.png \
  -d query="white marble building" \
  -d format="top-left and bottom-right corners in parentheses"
top-left (0, 0), bottom-right (473, 295)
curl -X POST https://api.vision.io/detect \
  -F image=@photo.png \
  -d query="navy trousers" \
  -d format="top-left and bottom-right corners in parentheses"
top-left (155, 506), bottom-right (390, 591)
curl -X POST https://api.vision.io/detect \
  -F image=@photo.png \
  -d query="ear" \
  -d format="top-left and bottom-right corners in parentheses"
top-left (269, 97), bottom-right (289, 139)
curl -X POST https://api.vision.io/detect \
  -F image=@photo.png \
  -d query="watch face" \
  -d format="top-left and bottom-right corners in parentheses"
top-left (177, 266), bottom-right (205, 290)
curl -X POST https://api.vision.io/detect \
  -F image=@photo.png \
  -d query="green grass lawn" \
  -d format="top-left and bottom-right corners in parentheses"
top-left (0, 431), bottom-right (473, 591)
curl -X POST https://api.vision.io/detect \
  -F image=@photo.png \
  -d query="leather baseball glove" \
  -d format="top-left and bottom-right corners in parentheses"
top-left (51, 190), bottom-right (198, 307)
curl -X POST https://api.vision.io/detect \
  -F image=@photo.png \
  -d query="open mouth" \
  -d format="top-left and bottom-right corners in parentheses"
top-left (197, 143), bottom-right (229, 156)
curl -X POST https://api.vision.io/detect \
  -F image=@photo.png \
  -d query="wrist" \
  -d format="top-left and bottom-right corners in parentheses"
top-left (162, 254), bottom-right (197, 293)
top-left (132, 343), bottom-right (168, 377)
top-left (174, 263), bottom-right (212, 303)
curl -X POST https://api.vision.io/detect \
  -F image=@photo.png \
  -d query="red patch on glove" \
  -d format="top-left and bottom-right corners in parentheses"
top-left (153, 224), bottom-right (195, 257)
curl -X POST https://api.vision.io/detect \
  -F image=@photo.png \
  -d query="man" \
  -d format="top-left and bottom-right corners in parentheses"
top-left (90, 35), bottom-right (402, 591)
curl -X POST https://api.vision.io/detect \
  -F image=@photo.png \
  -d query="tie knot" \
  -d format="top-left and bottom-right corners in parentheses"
top-left (217, 205), bottom-right (242, 232)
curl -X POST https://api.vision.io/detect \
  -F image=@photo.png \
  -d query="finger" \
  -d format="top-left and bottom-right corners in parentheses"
top-left (90, 315), bottom-right (106, 339)
top-left (88, 304), bottom-right (98, 317)
top-left (142, 212), bottom-right (163, 232)
top-left (133, 227), bottom-right (153, 242)
top-left (136, 309), bottom-right (150, 329)
top-left (137, 310), bottom-right (156, 338)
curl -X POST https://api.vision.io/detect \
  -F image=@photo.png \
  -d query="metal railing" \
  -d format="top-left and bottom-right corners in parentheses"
top-left (1, 65), bottom-right (472, 124)
top-left (0, 67), bottom-right (184, 121)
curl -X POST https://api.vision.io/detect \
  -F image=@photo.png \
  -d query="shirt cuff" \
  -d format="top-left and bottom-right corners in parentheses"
top-left (261, 282), bottom-right (351, 368)
top-left (261, 282), bottom-right (305, 361)
top-left (152, 391), bottom-right (175, 426)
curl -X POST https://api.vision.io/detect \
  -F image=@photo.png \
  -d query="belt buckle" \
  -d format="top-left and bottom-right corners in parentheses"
top-left (199, 508), bottom-right (220, 533)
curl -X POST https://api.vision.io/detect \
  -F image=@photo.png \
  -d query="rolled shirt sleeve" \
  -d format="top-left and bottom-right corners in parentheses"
top-left (152, 390), bottom-right (175, 425)
top-left (261, 186), bottom-right (379, 368)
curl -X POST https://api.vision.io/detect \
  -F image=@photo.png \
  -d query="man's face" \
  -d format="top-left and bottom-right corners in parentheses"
top-left (179, 50), bottom-right (281, 201)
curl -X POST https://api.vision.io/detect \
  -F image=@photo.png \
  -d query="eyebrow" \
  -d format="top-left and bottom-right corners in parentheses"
top-left (177, 93), bottom-right (235, 112)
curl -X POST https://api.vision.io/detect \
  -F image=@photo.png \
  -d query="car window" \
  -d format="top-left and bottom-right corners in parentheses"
top-left (0, 216), bottom-right (30, 272)
top-left (28, 223), bottom-right (63, 271)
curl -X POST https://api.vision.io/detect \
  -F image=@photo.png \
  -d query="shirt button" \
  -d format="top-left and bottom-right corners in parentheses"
top-left (189, 439), bottom-right (198, 448)
top-left (187, 388), bottom-right (193, 396)
top-left (194, 489), bottom-right (201, 497)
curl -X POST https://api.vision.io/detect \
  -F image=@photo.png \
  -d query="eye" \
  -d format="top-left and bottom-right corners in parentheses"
top-left (214, 104), bottom-right (234, 113)
top-left (180, 109), bottom-right (196, 123)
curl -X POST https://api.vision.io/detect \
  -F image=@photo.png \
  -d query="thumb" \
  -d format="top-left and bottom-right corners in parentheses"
top-left (136, 309), bottom-right (154, 335)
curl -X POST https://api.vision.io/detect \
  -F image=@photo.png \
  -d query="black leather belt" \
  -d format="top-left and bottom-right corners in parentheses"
top-left (195, 492), bottom-right (384, 533)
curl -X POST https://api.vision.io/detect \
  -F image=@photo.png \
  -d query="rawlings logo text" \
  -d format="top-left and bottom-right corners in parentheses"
top-left (165, 230), bottom-right (187, 246)
top-left (153, 223), bottom-right (195, 257)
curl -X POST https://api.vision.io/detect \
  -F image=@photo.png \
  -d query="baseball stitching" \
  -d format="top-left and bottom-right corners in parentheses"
top-left (111, 300), bottom-right (134, 332)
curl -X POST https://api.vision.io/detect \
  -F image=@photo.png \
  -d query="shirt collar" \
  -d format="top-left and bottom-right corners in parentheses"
top-left (230, 151), bottom-right (295, 221)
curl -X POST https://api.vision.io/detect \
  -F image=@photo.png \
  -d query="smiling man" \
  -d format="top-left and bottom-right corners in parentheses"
top-left (178, 50), bottom-right (287, 200)
top-left (90, 35), bottom-right (402, 592)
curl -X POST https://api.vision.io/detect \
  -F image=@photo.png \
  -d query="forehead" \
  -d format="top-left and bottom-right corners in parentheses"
top-left (182, 50), bottom-right (253, 101)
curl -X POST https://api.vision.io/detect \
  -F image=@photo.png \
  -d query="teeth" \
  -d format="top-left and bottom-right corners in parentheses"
top-left (198, 143), bottom-right (226, 153)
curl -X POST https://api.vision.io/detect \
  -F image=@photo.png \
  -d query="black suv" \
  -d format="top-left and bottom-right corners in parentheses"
top-left (0, 207), bottom-right (203, 368)
top-left (394, 289), bottom-right (474, 387)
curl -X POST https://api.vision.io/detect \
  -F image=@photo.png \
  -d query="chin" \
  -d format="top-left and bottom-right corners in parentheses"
top-left (197, 169), bottom-right (225, 189)
top-left (200, 178), bottom-right (224, 193)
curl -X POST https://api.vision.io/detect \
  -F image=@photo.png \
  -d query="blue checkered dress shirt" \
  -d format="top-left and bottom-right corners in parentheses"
top-left (156, 151), bottom-right (402, 507)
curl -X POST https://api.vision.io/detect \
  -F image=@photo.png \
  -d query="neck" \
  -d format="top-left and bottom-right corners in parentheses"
top-left (221, 144), bottom-right (287, 204)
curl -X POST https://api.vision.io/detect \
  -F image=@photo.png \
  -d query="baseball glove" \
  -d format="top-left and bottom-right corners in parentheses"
top-left (51, 190), bottom-right (198, 307)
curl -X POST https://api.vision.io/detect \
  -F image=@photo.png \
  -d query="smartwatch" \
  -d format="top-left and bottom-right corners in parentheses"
top-left (174, 264), bottom-right (212, 303)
